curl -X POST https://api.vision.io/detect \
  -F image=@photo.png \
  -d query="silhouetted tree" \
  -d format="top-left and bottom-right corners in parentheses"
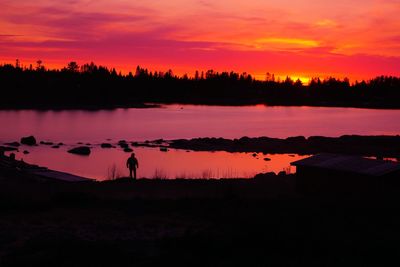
top-left (294, 79), bottom-right (303, 87)
top-left (66, 61), bottom-right (79, 72)
top-left (36, 60), bottom-right (44, 71)
top-left (0, 61), bottom-right (398, 109)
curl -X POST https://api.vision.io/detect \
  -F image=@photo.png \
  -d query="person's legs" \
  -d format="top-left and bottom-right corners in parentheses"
top-left (133, 168), bottom-right (137, 180)
top-left (129, 168), bottom-right (133, 178)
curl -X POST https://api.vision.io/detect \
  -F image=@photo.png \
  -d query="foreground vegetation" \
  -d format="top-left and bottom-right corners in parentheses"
top-left (1, 62), bottom-right (400, 109)
top-left (1, 168), bottom-right (400, 266)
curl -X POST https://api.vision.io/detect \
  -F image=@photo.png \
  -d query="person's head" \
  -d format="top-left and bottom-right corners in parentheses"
top-left (131, 152), bottom-right (135, 158)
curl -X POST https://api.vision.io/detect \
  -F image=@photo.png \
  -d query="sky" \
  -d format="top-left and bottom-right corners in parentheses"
top-left (1, 0), bottom-right (399, 81)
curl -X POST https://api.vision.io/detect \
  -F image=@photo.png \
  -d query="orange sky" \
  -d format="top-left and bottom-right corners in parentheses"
top-left (1, 0), bottom-right (400, 81)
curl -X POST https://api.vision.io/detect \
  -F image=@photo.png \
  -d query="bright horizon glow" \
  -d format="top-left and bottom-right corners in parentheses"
top-left (1, 0), bottom-right (399, 81)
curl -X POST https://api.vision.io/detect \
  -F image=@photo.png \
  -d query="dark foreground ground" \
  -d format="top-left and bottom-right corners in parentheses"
top-left (1, 169), bottom-right (400, 266)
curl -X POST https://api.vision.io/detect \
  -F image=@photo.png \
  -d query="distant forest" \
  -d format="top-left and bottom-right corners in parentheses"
top-left (0, 61), bottom-right (399, 109)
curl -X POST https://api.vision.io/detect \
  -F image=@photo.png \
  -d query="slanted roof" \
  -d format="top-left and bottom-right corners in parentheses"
top-left (30, 169), bottom-right (91, 182)
top-left (291, 153), bottom-right (400, 177)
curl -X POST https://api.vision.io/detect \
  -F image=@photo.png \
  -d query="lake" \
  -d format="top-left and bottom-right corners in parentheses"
top-left (2, 104), bottom-right (400, 179)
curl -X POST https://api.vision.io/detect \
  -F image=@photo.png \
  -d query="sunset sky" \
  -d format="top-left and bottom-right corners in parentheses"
top-left (1, 0), bottom-right (399, 81)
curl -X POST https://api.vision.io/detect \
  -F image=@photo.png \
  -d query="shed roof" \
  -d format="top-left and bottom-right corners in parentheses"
top-left (291, 153), bottom-right (400, 177)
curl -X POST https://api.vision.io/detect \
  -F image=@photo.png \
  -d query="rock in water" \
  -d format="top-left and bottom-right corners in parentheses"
top-left (101, 143), bottom-right (113, 148)
top-left (40, 141), bottom-right (54, 145)
top-left (68, 146), bottom-right (91, 156)
top-left (118, 140), bottom-right (129, 149)
top-left (0, 146), bottom-right (17, 152)
top-left (124, 148), bottom-right (133, 153)
top-left (20, 136), bottom-right (37, 146)
top-left (5, 142), bottom-right (20, 147)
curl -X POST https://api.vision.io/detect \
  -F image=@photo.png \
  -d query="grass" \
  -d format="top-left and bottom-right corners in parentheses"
top-left (157, 168), bottom-right (257, 180)
top-left (106, 163), bottom-right (123, 180)
top-left (1, 169), bottom-right (400, 266)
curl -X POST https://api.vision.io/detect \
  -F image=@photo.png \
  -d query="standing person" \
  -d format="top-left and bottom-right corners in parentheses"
top-left (126, 152), bottom-right (139, 179)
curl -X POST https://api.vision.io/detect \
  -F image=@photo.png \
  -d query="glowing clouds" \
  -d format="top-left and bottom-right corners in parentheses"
top-left (0, 0), bottom-right (399, 80)
top-left (255, 38), bottom-right (320, 50)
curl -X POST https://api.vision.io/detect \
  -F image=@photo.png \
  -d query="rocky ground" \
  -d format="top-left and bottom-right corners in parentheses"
top-left (163, 135), bottom-right (400, 158)
top-left (3, 135), bottom-right (400, 159)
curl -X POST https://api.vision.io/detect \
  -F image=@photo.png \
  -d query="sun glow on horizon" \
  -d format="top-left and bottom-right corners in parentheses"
top-left (0, 57), bottom-right (383, 85)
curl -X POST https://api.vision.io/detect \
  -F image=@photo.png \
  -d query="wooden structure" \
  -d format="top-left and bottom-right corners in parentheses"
top-left (291, 153), bottom-right (400, 192)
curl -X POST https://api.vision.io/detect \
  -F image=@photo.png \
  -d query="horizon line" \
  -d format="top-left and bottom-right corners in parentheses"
top-left (2, 59), bottom-right (396, 85)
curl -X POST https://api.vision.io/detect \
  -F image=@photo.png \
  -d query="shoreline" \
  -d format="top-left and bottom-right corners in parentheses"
top-left (2, 134), bottom-right (399, 181)
top-left (3, 134), bottom-right (399, 161)
top-left (139, 135), bottom-right (400, 158)
top-left (1, 101), bottom-right (400, 110)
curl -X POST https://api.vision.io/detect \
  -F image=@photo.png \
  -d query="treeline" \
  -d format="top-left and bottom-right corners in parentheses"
top-left (0, 61), bottom-right (399, 109)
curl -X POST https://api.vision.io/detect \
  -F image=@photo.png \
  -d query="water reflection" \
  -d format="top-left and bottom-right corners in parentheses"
top-left (1, 105), bottom-right (400, 142)
top-left (7, 146), bottom-right (309, 180)
top-left (2, 104), bottom-right (399, 180)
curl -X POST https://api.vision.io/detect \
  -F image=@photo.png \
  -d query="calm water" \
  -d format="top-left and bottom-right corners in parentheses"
top-left (2, 105), bottom-right (400, 142)
top-left (5, 146), bottom-right (307, 180)
top-left (2, 104), bottom-right (400, 180)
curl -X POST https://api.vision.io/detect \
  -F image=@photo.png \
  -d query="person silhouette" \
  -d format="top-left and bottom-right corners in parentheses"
top-left (126, 152), bottom-right (139, 179)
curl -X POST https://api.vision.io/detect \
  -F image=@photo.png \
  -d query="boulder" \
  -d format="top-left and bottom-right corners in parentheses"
top-left (5, 142), bottom-right (20, 147)
top-left (101, 143), bottom-right (113, 148)
top-left (40, 141), bottom-right (54, 145)
top-left (20, 136), bottom-right (37, 146)
top-left (160, 147), bottom-right (168, 152)
top-left (52, 145), bottom-right (60, 149)
top-left (0, 146), bottom-right (17, 152)
top-left (253, 172), bottom-right (276, 180)
top-left (124, 148), bottom-right (133, 153)
top-left (119, 143), bottom-right (129, 149)
top-left (263, 157), bottom-right (271, 161)
top-left (286, 136), bottom-right (306, 142)
top-left (23, 150), bottom-right (30, 154)
top-left (68, 146), bottom-right (91, 156)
